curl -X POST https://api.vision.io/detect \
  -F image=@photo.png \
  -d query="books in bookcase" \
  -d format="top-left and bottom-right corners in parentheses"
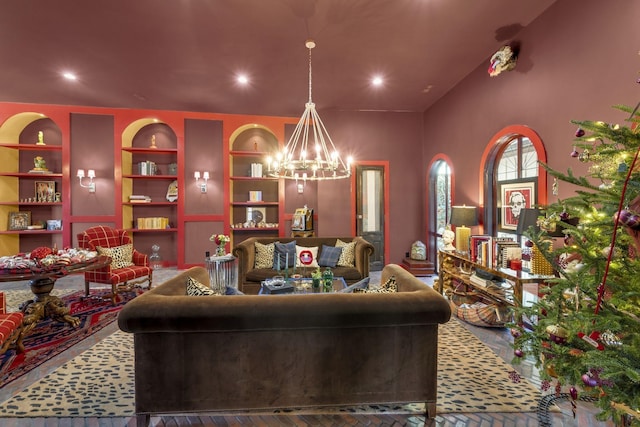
top-left (469, 236), bottom-right (522, 269)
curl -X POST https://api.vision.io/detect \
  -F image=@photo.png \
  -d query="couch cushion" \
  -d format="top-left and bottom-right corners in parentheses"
top-left (353, 276), bottom-right (397, 293)
top-left (96, 243), bottom-right (134, 269)
top-left (273, 241), bottom-right (296, 270)
top-left (338, 277), bottom-right (370, 293)
top-left (186, 276), bottom-right (217, 296)
top-left (296, 245), bottom-right (319, 268)
top-left (255, 241), bottom-right (275, 269)
top-left (318, 244), bottom-right (342, 268)
top-left (335, 239), bottom-right (356, 267)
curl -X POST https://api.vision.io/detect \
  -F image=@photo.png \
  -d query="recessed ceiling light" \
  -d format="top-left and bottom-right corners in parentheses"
top-left (237, 74), bottom-right (249, 85)
top-left (371, 75), bottom-right (384, 86)
top-left (62, 71), bottom-right (77, 81)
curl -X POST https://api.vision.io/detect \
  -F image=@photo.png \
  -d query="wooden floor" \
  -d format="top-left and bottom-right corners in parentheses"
top-left (0, 271), bottom-right (615, 426)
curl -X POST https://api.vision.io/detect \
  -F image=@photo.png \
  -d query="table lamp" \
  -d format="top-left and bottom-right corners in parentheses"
top-left (450, 205), bottom-right (478, 255)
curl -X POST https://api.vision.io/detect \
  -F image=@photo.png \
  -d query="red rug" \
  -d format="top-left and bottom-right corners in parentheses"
top-left (0, 288), bottom-right (143, 388)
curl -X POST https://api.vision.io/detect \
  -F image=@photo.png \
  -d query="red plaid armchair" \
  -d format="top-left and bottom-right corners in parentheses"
top-left (77, 225), bottom-right (152, 305)
top-left (0, 292), bottom-right (25, 356)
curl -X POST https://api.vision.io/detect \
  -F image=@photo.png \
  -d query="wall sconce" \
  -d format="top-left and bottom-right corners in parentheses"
top-left (194, 171), bottom-right (209, 193)
top-left (76, 169), bottom-right (96, 193)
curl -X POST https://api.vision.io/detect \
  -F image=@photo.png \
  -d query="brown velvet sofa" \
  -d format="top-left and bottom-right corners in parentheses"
top-left (117, 263), bottom-right (451, 427)
top-left (233, 236), bottom-right (375, 294)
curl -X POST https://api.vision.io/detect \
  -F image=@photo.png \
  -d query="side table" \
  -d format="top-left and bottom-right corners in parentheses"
top-left (205, 254), bottom-right (238, 294)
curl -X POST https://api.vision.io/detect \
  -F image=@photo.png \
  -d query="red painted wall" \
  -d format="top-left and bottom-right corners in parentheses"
top-left (422, 0), bottom-right (640, 220)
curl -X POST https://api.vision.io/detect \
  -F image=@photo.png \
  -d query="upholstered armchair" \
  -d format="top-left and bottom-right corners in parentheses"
top-left (0, 292), bottom-right (25, 356)
top-left (77, 225), bottom-right (152, 305)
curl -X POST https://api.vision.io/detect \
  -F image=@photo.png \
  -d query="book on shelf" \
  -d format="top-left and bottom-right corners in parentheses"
top-left (136, 217), bottom-right (170, 229)
top-left (250, 163), bottom-right (263, 178)
top-left (129, 195), bottom-right (152, 203)
top-left (138, 161), bottom-right (157, 176)
top-left (249, 191), bottom-right (262, 202)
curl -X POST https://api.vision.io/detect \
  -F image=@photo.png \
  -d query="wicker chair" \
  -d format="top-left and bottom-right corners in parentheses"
top-left (77, 225), bottom-right (152, 305)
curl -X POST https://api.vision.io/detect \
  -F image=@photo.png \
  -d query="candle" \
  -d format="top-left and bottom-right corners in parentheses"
top-left (286, 253), bottom-right (289, 269)
top-left (277, 257), bottom-right (280, 271)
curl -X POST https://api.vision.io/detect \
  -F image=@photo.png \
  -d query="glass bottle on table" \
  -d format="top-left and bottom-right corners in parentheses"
top-left (322, 267), bottom-right (334, 292)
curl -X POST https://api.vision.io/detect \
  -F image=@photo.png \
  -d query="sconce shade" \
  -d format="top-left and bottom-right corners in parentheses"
top-left (450, 206), bottom-right (478, 227)
top-left (516, 208), bottom-right (542, 236)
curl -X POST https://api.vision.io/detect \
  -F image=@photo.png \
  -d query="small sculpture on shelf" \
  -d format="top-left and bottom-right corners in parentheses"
top-left (149, 134), bottom-right (157, 149)
top-left (36, 131), bottom-right (45, 145)
top-left (29, 156), bottom-right (49, 173)
top-left (441, 228), bottom-right (456, 252)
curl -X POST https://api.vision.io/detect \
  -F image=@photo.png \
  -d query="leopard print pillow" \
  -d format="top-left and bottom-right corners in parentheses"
top-left (254, 241), bottom-right (276, 269)
top-left (96, 243), bottom-right (134, 269)
top-left (186, 276), bottom-right (216, 296)
top-left (353, 276), bottom-right (397, 293)
top-left (335, 239), bottom-right (356, 267)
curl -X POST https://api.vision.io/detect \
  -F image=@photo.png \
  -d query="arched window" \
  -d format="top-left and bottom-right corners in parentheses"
top-left (479, 125), bottom-right (547, 238)
top-left (427, 157), bottom-right (452, 262)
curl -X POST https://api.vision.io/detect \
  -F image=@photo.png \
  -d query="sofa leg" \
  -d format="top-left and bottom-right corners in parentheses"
top-left (425, 401), bottom-right (436, 419)
top-left (84, 280), bottom-right (90, 297)
top-left (136, 413), bottom-right (150, 427)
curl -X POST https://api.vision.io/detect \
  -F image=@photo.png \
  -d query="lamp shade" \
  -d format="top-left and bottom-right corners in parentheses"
top-left (450, 206), bottom-right (478, 227)
top-left (516, 208), bottom-right (542, 235)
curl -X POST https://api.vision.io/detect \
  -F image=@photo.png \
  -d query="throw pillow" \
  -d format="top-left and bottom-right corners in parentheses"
top-left (254, 241), bottom-right (275, 269)
top-left (318, 245), bottom-right (342, 268)
top-left (186, 276), bottom-right (216, 296)
top-left (339, 277), bottom-right (370, 293)
top-left (335, 239), bottom-right (356, 267)
top-left (96, 243), bottom-right (134, 270)
top-left (273, 240), bottom-right (296, 270)
top-left (353, 276), bottom-right (397, 294)
top-left (295, 245), bottom-right (319, 268)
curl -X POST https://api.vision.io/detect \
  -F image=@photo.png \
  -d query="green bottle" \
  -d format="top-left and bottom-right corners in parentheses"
top-left (322, 267), bottom-right (334, 292)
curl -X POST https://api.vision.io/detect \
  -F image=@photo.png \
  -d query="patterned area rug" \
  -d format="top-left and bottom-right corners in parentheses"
top-left (0, 287), bottom-right (144, 388)
top-left (0, 317), bottom-right (542, 417)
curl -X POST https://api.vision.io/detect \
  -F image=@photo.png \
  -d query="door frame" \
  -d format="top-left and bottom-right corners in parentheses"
top-left (351, 161), bottom-right (389, 266)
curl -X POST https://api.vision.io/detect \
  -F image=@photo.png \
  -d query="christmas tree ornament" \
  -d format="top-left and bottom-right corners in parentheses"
top-left (575, 128), bottom-right (585, 137)
top-left (582, 373), bottom-right (599, 388)
top-left (614, 209), bottom-right (640, 230)
top-left (546, 324), bottom-right (569, 344)
top-left (578, 331), bottom-right (605, 351)
top-left (617, 162), bottom-right (628, 173)
top-left (570, 147), bottom-right (579, 157)
top-left (569, 386), bottom-right (578, 400)
top-left (578, 149), bottom-right (590, 162)
top-left (514, 348), bottom-right (524, 357)
top-left (600, 330), bottom-right (622, 346)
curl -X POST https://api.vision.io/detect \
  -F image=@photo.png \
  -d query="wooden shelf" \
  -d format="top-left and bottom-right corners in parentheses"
top-left (122, 202), bottom-right (177, 206)
top-left (122, 147), bottom-right (178, 154)
top-left (0, 202), bottom-right (62, 206)
top-left (230, 176), bottom-right (278, 181)
top-left (229, 150), bottom-right (271, 157)
top-left (231, 227), bottom-right (279, 232)
top-left (231, 201), bottom-right (279, 206)
top-left (127, 228), bottom-right (178, 233)
top-left (0, 143), bottom-right (62, 151)
top-left (123, 174), bottom-right (178, 180)
top-left (0, 229), bottom-right (63, 235)
top-left (0, 172), bottom-right (63, 178)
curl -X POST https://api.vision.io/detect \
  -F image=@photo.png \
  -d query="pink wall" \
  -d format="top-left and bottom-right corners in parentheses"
top-left (422, 0), bottom-right (640, 219)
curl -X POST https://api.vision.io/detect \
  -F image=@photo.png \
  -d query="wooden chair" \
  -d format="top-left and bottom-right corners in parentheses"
top-left (77, 225), bottom-right (152, 305)
top-left (0, 292), bottom-right (25, 357)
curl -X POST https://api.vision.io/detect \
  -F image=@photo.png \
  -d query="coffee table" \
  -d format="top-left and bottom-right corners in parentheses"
top-left (259, 277), bottom-right (346, 294)
top-left (0, 255), bottom-right (111, 332)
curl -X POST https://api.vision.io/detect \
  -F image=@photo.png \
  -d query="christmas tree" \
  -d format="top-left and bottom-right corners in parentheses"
top-left (510, 102), bottom-right (640, 425)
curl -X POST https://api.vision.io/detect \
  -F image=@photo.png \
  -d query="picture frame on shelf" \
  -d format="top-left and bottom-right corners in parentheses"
top-left (246, 207), bottom-right (266, 224)
top-left (499, 180), bottom-right (536, 231)
top-left (46, 219), bottom-right (62, 231)
top-left (35, 181), bottom-right (56, 203)
top-left (8, 211), bottom-right (31, 230)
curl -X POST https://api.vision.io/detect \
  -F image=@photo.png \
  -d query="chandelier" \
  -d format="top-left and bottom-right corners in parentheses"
top-left (266, 40), bottom-right (352, 181)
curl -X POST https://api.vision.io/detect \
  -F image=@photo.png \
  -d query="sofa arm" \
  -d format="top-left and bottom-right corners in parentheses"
top-left (352, 236), bottom-right (375, 278)
top-left (232, 238), bottom-right (256, 283)
top-left (133, 249), bottom-right (148, 267)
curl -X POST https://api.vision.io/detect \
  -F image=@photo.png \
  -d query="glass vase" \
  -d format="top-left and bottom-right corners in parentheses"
top-left (216, 245), bottom-right (226, 257)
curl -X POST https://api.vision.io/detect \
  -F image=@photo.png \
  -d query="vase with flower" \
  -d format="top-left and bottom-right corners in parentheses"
top-left (210, 234), bottom-right (230, 257)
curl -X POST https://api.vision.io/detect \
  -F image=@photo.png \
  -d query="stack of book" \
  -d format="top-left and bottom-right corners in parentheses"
top-left (469, 235), bottom-right (522, 269)
top-left (137, 217), bottom-right (170, 229)
top-left (250, 163), bottom-right (263, 177)
top-left (129, 195), bottom-right (151, 203)
top-left (138, 161), bottom-right (158, 175)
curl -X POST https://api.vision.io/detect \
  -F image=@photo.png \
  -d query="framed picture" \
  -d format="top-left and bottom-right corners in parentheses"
top-left (35, 181), bottom-right (56, 202)
top-left (246, 206), bottom-right (266, 224)
top-left (499, 181), bottom-right (536, 230)
top-left (8, 211), bottom-right (31, 230)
